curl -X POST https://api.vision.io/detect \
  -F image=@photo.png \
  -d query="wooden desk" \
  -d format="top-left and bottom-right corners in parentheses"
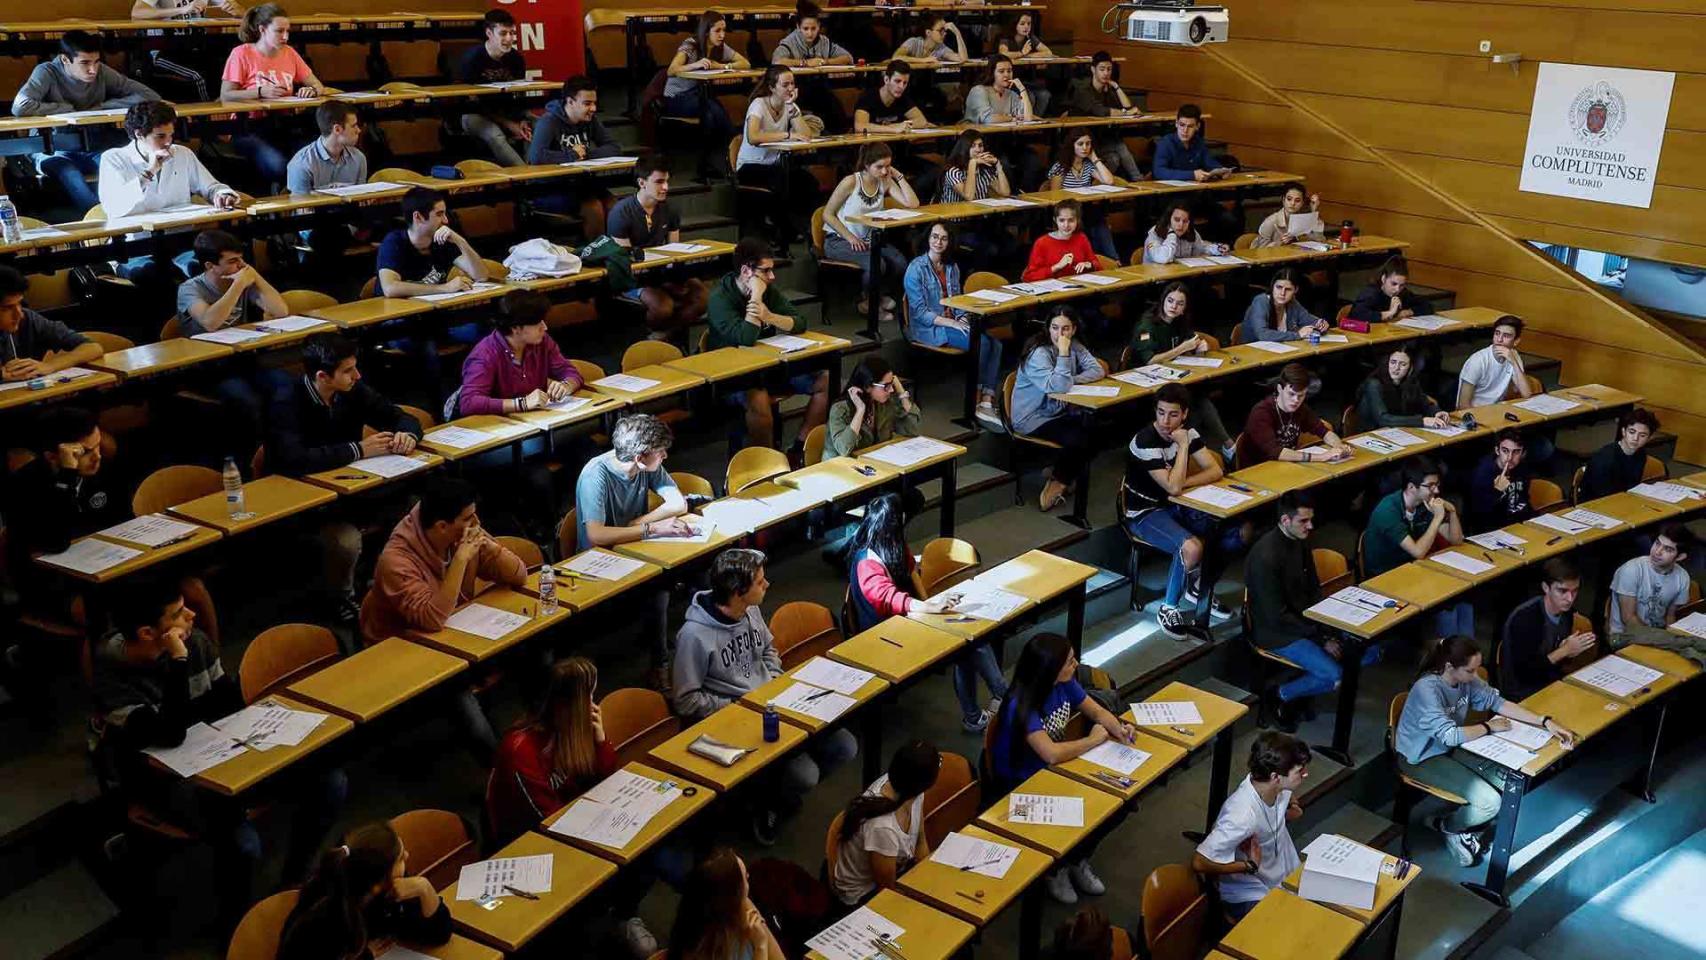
top-left (751, 329), bottom-right (852, 364)
top-left (1170, 462), bottom-right (1318, 520)
top-left (90, 339), bottom-right (234, 380)
top-left (779, 457), bottom-right (903, 502)
top-left (806, 888), bottom-right (976, 960)
top-left (829, 618), bottom-right (967, 684)
top-left (39, 518), bottom-right (224, 584)
top-left (406, 283), bottom-right (514, 310)
top-left (895, 824), bottom-right (1053, 926)
top-left (1281, 854), bottom-right (1419, 925)
top-left (286, 637), bottom-right (468, 723)
top-left (405, 934), bottom-right (503, 960)
top-left (1512, 681), bottom-right (1624, 777)
top-left (1676, 469), bottom-right (1706, 492)
top-left (506, 391), bottom-right (627, 431)
top-left (539, 762), bottom-right (716, 866)
top-left (1132, 681), bottom-right (1246, 751)
top-left (504, 267), bottom-right (608, 296)
top-left (442, 832), bottom-right (617, 954)
top-left (1360, 563), bottom-right (1475, 612)
top-left (736, 662), bottom-right (890, 732)
top-left (302, 451), bottom-right (444, 495)
top-left (1553, 383), bottom-right (1641, 410)
top-left (231, 315), bottom-right (340, 352)
top-left (1458, 401), bottom-right (1546, 430)
top-left (1304, 583), bottom-right (1423, 642)
top-left (419, 416), bottom-right (542, 461)
top-left (1420, 545), bottom-right (1523, 585)
top-left (701, 480), bottom-right (829, 535)
top-left (974, 769), bottom-right (1121, 858)
top-left (662, 346), bottom-right (779, 383)
top-left (1590, 490), bottom-right (1688, 525)
top-left (166, 475), bottom-right (337, 536)
top-left (1054, 728), bottom-right (1188, 803)
top-left (309, 297), bottom-right (435, 330)
top-left (961, 549), bottom-right (1094, 604)
top-left (0, 370), bottom-right (116, 412)
top-left (1616, 643), bottom-right (1703, 681)
top-left (522, 549), bottom-right (665, 611)
top-left (1217, 888), bottom-right (1365, 960)
top-left (646, 704), bottom-right (808, 791)
top-left (1488, 520), bottom-right (1582, 564)
top-left (409, 587), bottom-right (567, 663)
top-left (585, 364), bottom-right (706, 405)
top-left (193, 696), bottom-right (353, 797)
top-left (1294, 441), bottom-right (1403, 482)
top-left (612, 525), bottom-right (739, 570)
top-left (906, 600), bottom-right (1033, 642)
top-left (1563, 650), bottom-right (1686, 709)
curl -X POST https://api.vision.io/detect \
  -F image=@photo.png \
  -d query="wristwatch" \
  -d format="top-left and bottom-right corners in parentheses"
top-left (1241, 858), bottom-right (1258, 875)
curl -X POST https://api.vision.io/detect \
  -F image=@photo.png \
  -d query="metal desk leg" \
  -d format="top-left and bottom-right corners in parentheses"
top-left (1462, 770), bottom-right (1527, 907)
top-left (1202, 726), bottom-right (1234, 836)
top-left (1383, 889), bottom-right (1406, 960)
top-left (1066, 470), bottom-right (1091, 529)
top-left (1627, 699), bottom-right (1668, 804)
top-left (955, 312), bottom-right (984, 430)
top-left (1018, 885), bottom-right (1043, 960)
top-left (1319, 633), bottom-right (1361, 767)
top-left (865, 227), bottom-right (885, 340)
top-left (938, 458), bottom-right (958, 538)
top-left (1065, 583), bottom-right (1086, 656)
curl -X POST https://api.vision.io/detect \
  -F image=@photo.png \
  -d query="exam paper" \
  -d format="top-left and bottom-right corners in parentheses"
top-left (563, 549), bottom-right (647, 581)
top-left (1298, 834), bottom-right (1384, 910)
top-left (550, 771), bottom-right (679, 849)
top-left (214, 701), bottom-right (327, 750)
top-left (644, 516), bottom-right (715, 542)
top-left (970, 197), bottom-right (1034, 208)
top-left (1131, 701), bottom-right (1203, 726)
top-left (1307, 596), bottom-right (1378, 628)
top-left (1080, 740), bottom-right (1152, 776)
top-left (1066, 385), bottom-right (1120, 398)
top-left (255, 315), bottom-right (332, 332)
top-left (591, 372), bottom-right (663, 393)
top-left (100, 514), bottom-right (201, 548)
top-left (1154, 180), bottom-right (1198, 187)
top-left (1175, 257), bottom-right (1217, 268)
top-left (347, 454), bottom-right (430, 478)
top-left (1513, 394), bottom-right (1580, 416)
top-left (1067, 271), bottom-right (1119, 286)
top-left (806, 906), bottom-right (906, 960)
top-left (862, 436), bottom-right (957, 468)
top-left (1560, 508), bottom-right (1622, 530)
top-left (1460, 733), bottom-right (1537, 770)
top-left (771, 681), bottom-right (857, 723)
top-left (1393, 315), bottom-right (1457, 331)
top-left (939, 580), bottom-right (1028, 621)
top-left (38, 538), bottom-right (142, 575)
top-left (652, 241), bottom-right (711, 254)
top-left (57, 107), bottom-right (129, 120)
top-left (1316, 333), bottom-right (1350, 343)
top-left (1206, 255), bottom-right (1248, 266)
top-left (455, 854), bottom-right (553, 901)
top-left (1294, 241), bottom-right (1331, 252)
top-left (700, 499), bottom-right (780, 536)
top-left (861, 208), bottom-right (924, 221)
top-left (1528, 512), bottom-right (1591, 535)
top-left (792, 657), bottom-right (877, 695)
top-left (1011, 278), bottom-right (1076, 295)
top-left (422, 425), bottom-right (489, 449)
top-left (144, 722), bottom-right (247, 777)
top-left (411, 282), bottom-right (502, 303)
top-left (1064, 184), bottom-right (1125, 196)
top-left (1178, 485), bottom-right (1251, 510)
top-left (445, 603), bottom-right (533, 640)
top-left (1493, 720), bottom-right (1553, 751)
top-left (1373, 428), bottom-right (1426, 447)
top-left (1112, 368), bottom-right (1169, 389)
top-left (1170, 355), bottom-right (1224, 368)
top-left (1428, 551), bottom-right (1496, 576)
top-left (1244, 340), bottom-right (1298, 354)
top-left (1671, 611), bottom-right (1706, 640)
top-left (1008, 793), bottom-right (1084, 827)
top-left (757, 333), bottom-right (817, 352)
top-left (1570, 655), bottom-right (1664, 698)
top-left (1629, 481), bottom-right (1703, 504)
top-left (1284, 212), bottom-right (1322, 237)
top-left (567, 155), bottom-right (639, 167)
top-left (1349, 435), bottom-right (1404, 456)
top-left (1420, 424), bottom-right (1467, 438)
top-left (542, 395), bottom-right (593, 415)
top-left (191, 327), bottom-right (268, 345)
top-left (1467, 531), bottom-right (1527, 551)
top-left (964, 288), bottom-right (1020, 304)
top-left (316, 181), bottom-right (406, 197)
top-left (931, 832), bottom-right (1020, 878)
top-left (1135, 364), bottom-right (1188, 382)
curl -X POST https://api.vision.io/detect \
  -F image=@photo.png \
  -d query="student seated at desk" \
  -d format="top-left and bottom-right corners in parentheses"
top-left (0, 265), bottom-right (104, 382)
top-left (1023, 200), bottom-right (1099, 283)
top-left (1363, 457), bottom-right (1475, 641)
top-left (1499, 557), bottom-right (1596, 702)
top-left (1066, 52), bottom-right (1144, 182)
top-left (1395, 636), bottom-right (1577, 866)
top-left (360, 477), bottom-right (526, 761)
top-left (93, 578), bottom-right (346, 922)
top-left (1465, 429), bottom-right (1534, 534)
top-left (1240, 364), bottom-right (1349, 468)
top-left (377, 186), bottom-right (489, 391)
top-left (965, 54), bottom-right (1044, 126)
top-left (605, 158), bottom-right (708, 341)
top-left (673, 548), bottom-right (859, 845)
top-left (991, 631), bottom-right (1133, 905)
top-left (528, 75), bottom-right (621, 236)
top-left (706, 238), bottom-right (831, 457)
top-left (130, 0), bottom-right (240, 101)
top-left (934, 130), bottom-right (1019, 269)
top-left (822, 143), bottom-right (918, 323)
top-left (456, 9), bottom-right (530, 167)
top-left (3, 407), bottom-right (121, 623)
top-left (661, 10), bottom-right (751, 172)
top-left (1141, 200), bottom-right (1228, 264)
top-left (178, 228), bottom-right (291, 458)
top-left (1044, 131), bottom-right (1118, 260)
top-left (893, 13), bottom-right (968, 63)
top-left (1050, 909), bottom-right (1127, 960)
top-left (825, 357), bottom-right (921, 461)
top-left (1348, 256), bottom-right (1427, 323)
top-left (11, 29), bottom-right (160, 213)
top-left (1252, 185), bottom-right (1325, 248)
top-left (831, 739), bottom-right (941, 907)
top-left (575, 414), bottom-right (690, 685)
top-left (278, 822), bottom-right (452, 960)
top-left (1357, 343), bottom-right (1450, 430)
top-left (1608, 525), bottom-right (1699, 662)
top-left (1244, 268), bottom-right (1329, 343)
top-left (1580, 406), bottom-right (1659, 501)
top-left (853, 61), bottom-right (930, 135)
top-left (1456, 314), bottom-right (1533, 410)
top-left (903, 223), bottom-right (1003, 426)
top-left (219, 5), bottom-right (325, 191)
top-left (1247, 492), bottom-right (1379, 731)
top-left (998, 10), bottom-right (1055, 60)
top-left (1011, 309), bottom-right (1105, 512)
top-left (1192, 732), bottom-right (1310, 921)
top-left (1152, 104), bottom-right (1238, 241)
top-left (666, 849), bottom-right (788, 960)
top-left (269, 334), bottom-right (422, 621)
top-left (1127, 284), bottom-right (1234, 456)
top-left (285, 101), bottom-right (371, 259)
top-left (1122, 385), bottom-right (1245, 641)
top-left (735, 66), bottom-right (824, 246)
top-left (771, 2), bottom-right (854, 131)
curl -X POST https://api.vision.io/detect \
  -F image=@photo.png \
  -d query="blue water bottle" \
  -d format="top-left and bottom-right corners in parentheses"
top-left (1308, 327), bottom-right (1321, 348)
top-left (762, 702), bottom-right (780, 743)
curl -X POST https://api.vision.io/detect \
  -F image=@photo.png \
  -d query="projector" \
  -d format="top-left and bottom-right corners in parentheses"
top-left (1120, 2), bottom-right (1229, 46)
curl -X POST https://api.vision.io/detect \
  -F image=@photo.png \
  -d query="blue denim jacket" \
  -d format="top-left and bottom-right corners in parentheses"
top-left (903, 254), bottom-right (962, 347)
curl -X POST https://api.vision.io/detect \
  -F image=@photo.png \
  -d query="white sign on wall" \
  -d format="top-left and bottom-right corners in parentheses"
top-left (1519, 62), bottom-right (1674, 209)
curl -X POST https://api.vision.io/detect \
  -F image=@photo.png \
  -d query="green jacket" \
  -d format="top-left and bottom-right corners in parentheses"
top-left (825, 396), bottom-right (921, 460)
top-left (706, 272), bottom-right (804, 348)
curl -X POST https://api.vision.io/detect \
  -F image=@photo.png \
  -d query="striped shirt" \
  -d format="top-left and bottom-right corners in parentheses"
top-left (1122, 424), bottom-right (1202, 516)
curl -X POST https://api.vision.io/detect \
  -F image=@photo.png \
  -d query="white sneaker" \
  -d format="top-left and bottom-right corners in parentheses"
top-left (881, 295), bottom-right (897, 311)
top-left (1069, 859), bottom-right (1106, 896)
top-left (620, 917), bottom-right (658, 959)
top-left (975, 401), bottom-right (1004, 431)
top-left (1046, 867), bottom-right (1079, 904)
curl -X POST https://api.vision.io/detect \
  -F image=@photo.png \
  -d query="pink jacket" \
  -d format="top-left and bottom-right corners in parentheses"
top-left (359, 505), bottom-right (527, 643)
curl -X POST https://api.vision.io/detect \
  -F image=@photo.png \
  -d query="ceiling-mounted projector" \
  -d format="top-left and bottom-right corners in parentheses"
top-left (1118, 2), bottom-right (1229, 46)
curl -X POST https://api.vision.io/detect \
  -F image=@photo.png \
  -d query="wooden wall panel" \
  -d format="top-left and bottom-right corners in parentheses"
top-left (51, 0), bottom-right (484, 19)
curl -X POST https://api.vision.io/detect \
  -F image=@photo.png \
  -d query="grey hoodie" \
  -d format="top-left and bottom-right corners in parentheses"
top-left (526, 99), bottom-right (621, 165)
top-left (12, 60), bottom-right (159, 117)
top-left (672, 590), bottom-right (782, 720)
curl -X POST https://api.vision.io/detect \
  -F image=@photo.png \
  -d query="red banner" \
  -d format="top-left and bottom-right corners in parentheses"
top-left (492, 0), bottom-right (585, 80)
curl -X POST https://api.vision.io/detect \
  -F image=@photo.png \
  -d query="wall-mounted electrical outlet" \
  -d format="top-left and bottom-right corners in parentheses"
top-left (1479, 40), bottom-right (1492, 53)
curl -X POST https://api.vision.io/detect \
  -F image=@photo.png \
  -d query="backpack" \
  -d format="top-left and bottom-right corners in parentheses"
top-left (576, 234), bottom-right (636, 293)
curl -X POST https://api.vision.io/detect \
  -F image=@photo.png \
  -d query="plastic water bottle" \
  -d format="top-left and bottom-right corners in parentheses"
top-left (762, 702), bottom-right (781, 743)
top-left (1308, 327), bottom-right (1321, 348)
top-left (221, 456), bottom-right (246, 519)
top-left (0, 197), bottom-right (20, 244)
top-left (537, 565), bottom-right (558, 617)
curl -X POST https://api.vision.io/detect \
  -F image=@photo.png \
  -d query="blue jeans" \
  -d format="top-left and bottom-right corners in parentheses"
top-left (1124, 505), bottom-right (1248, 618)
top-left (776, 728), bottom-right (858, 796)
top-left (1435, 602), bottom-right (1475, 641)
top-left (37, 150), bottom-right (101, 212)
top-left (726, 370), bottom-right (822, 410)
top-left (1272, 636), bottom-right (1382, 702)
top-left (824, 232), bottom-right (909, 289)
top-left (953, 643), bottom-right (1009, 723)
top-left (662, 86), bottom-right (736, 151)
top-left (912, 321), bottom-right (1002, 392)
top-left (232, 132), bottom-right (290, 189)
top-left (387, 321), bottom-right (482, 398)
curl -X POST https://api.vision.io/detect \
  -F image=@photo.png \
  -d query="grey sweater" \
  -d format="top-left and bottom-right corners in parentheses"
top-left (1393, 673), bottom-right (1504, 764)
top-left (1010, 342), bottom-right (1104, 436)
top-left (671, 591), bottom-right (782, 720)
top-left (12, 60), bottom-right (159, 117)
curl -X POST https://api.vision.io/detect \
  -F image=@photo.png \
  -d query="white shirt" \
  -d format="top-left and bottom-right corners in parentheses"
top-left (135, 0), bottom-right (202, 16)
top-left (97, 142), bottom-right (235, 220)
top-left (737, 98), bottom-right (799, 168)
top-left (1195, 775), bottom-right (1298, 904)
top-left (1457, 345), bottom-right (1516, 408)
top-left (831, 775), bottom-right (925, 905)
top-left (1609, 556), bottom-right (1691, 633)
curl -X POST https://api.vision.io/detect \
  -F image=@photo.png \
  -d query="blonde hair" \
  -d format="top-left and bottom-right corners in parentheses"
top-left (239, 3), bottom-right (288, 44)
top-left (531, 658), bottom-right (601, 783)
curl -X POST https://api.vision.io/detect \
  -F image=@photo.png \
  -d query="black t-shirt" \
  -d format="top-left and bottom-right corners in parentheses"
top-left (457, 45), bottom-right (525, 83)
top-left (854, 86), bottom-right (918, 126)
top-left (376, 229), bottom-right (461, 288)
top-left (605, 195), bottom-right (681, 250)
top-left (1122, 424), bottom-right (1203, 516)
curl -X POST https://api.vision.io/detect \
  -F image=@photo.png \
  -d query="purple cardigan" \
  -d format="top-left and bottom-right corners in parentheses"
top-left (457, 329), bottom-right (581, 415)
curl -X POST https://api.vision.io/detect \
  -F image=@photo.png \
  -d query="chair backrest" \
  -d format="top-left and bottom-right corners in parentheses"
top-left (159, 315), bottom-right (185, 341)
top-left (727, 446), bottom-right (790, 494)
top-left (456, 158), bottom-right (503, 176)
top-left (1000, 370), bottom-right (1018, 432)
top-left (400, 404), bottom-right (436, 429)
top-left (1094, 254), bottom-right (1119, 271)
top-left (1642, 455), bottom-right (1666, 482)
top-left (84, 204), bottom-right (106, 221)
top-left (803, 424), bottom-right (827, 466)
top-left (1335, 303), bottom-right (1353, 325)
top-left (599, 687), bottom-right (680, 767)
top-left (810, 207), bottom-right (829, 258)
top-left (1340, 403), bottom-right (1362, 437)
top-left (569, 358), bottom-right (607, 383)
top-left (1312, 548), bottom-right (1353, 595)
top-left (770, 601), bottom-right (841, 670)
top-left (359, 276), bottom-right (378, 299)
top-left (1198, 332), bottom-right (1221, 351)
top-left (239, 624), bottom-right (340, 703)
top-left (964, 271), bottom-right (1009, 294)
top-left (824, 810), bottom-right (846, 885)
top-left (672, 471), bottom-right (716, 500)
top-left (1388, 691), bottom-right (1407, 735)
top-left (497, 535), bottom-right (544, 569)
top-left (226, 889), bottom-right (299, 960)
top-left (1530, 478), bottom-right (1565, 514)
top-left (922, 751), bottom-right (980, 849)
top-left (83, 331), bottom-right (134, 353)
top-left (370, 166), bottom-right (429, 183)
top-left (280, 289), bottom-right (337, 314)
top-left (556, 508), bottom-right (578, 559)
top-left (1141, 863), bottom-right (1208, 960)
top-left (1570, 465), bottom-right (1586, 504)
top-left (1233, 232), bottom-right (1257, 251)
top-left (1229, 321), bottom-right (1245, 345)
top-left (727, 137), bottom-right (743, 180)
top-left (916, 537), bottom-right (981, 598)
top-left (133, 465), bottom-right (221, 515)
top-left (388, 809), bottom-right (478, 890)
top-left (622, 340), bottom-right (683, 372)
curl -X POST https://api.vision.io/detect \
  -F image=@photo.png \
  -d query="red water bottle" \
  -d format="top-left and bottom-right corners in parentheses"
top-left (1338, 220), bottom-right (1354, 250)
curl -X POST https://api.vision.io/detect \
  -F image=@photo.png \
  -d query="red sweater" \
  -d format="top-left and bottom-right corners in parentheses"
top-left (486, 727), bottom-right (618, 843)
top-left (851, 548), bottom-right (916, 632)
top-left (1022, 233), bottom-right (1097, 282)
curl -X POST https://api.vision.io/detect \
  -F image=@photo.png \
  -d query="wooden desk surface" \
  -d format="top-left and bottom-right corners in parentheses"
top-left (1617, 643), bottom-right (1703, 681)
top-left (193, 696), bottom-right (353, 797)
top-left (1420, 544), bottom-right (1524, 585)
top-left (442, 832), bottom-right (617, 954)
top-left (1218, 888), bottom-right (1366, 960)
top-left (646, 704), bottom-right (808, 791)
top-left (1459, 401), bottom-right (1546, 430)
top-left (970, 549), bottom-right (1096, 604)
top-left (1054, 727), bottom-right (1188, 802)
top-left (906, 599), bottom-right (1032, 641)
top-left (409, 586), bottom-right (567, 663)
top-left (1492, 520), bottom-right (1582, 564)
top-left (286, 637), bottom-right (468, 723)
top-left (1360, 563), bottom-right (1475, 610)
top-left (522, 549), bottom-right (665, 611)
top-left (1677, 469), bottom-right (1706, 491)
top-left (736, 662), bottom-right (890, 732)
top-left (895, 824), bottom-right (1054, 926)
top-left (166, 475), bottom-right (337, 536)
top-left (1563, 650), bottom-right (1687, 708)
top-left (974, 769), bottom-right (1122, 858)
top-left (504, 267), bottom-right (609, 295)
top-left (1590, 490), bottom-right (1689, 525)
top-left (586, 364), bottom-right (707, 405)
top-left (419, 416), bottom-right (541, 461)
top-left (302, 451), bottom-right (444, 495)
top-left (1132, 681), bottom-right (1247, 750)
top-left (506, 391), bottom-right (627, 431)
top-left (751, 329), bottom-right (853, 364)
top-left (778, 457), bottom-right (903, 502)
top-left (404, 934), bottom-right (503, 960)
top-left (702, 480), bottom-right (829, 535)
top-left (1282, 852), bottom-right (1419, 925)
top-left (1291, 440), bottom-right (1390, 482)
top-left (309, 297), bottom-right (435, 330)
top-left (539, 762), bottom-right (716, 866)
top-left (1554, 383), bottom-right (1641, 410)
top-left (662, 346), bottom-right (779, 382)
top-left (806, 888), bottom-right (977, 960)
top-left (612, 524), bottom-right (739, 569)
top-left (829, 617), bottom-right (967, 684)
top-left (90, 339), bottom-right (233, 380)
top-left (50, 520), bottom-right (225, 584)
top-left (0, 369), bottom-right (116, 411)
top-left (1513, 681), bottom-right (1625, 777)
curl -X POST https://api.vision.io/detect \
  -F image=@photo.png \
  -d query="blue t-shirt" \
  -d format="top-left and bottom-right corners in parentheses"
top-left (376, 229), bottom-right (461, 290)
top-left (990, 678), bottom-right (1086, 786)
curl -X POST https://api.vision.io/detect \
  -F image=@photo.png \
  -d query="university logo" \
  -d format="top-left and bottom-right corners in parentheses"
top-left (1567, 80), bottom-right (1626, 146)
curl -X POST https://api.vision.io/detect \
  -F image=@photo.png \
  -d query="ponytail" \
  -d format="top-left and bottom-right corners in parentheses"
top-left (239, 3), bottom-right (287, 44)
top-left (753, 64), bottom-right (791, 101)
top-left (279, 823), bottom-right (401, 960)
top-left (839, 740), bottom-right (940, 842)
top-left (1418, 635), bottom-right (1480, 681)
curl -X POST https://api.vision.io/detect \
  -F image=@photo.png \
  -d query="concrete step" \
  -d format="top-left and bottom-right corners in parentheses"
top-left (1295, 800), bottom-right (1400, 853)
top-left (0, 861), bottom-right (120, 960)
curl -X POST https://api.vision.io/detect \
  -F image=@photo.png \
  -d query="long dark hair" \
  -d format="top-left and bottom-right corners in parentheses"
top-left (1142, 281), bottom-right (1192, 330)
top-left (847, 492), bottom-right (909, 584)
top-left (239, 3), bottom-right (287, 44)
top-left (1266, 267), bottom-right (1303, 327)
top-left (980, 53), bottom-right (1013, 88)
top-left (1364, 342), bottom-right (1427, 416)
top-left (1418, 635), bottom-right (1481, 681)
top-left (514, 657), bottom-right (601, 786)
top-left (944, 129), bottom-right (982, 169)
top-left (279, 822), bottom-right (403, 960)
top-left (1053, 127), bottom-right (1095, 175)
top-left (666, 848), bottom-right (749, 960)
top-left (753, 64), bottom-right (792, 101)
top-left (1150, 201), bottom-right (1198, 243)
top-left (839, 739), bottom-right (941, 841)
top-left (695, 10), bottom-right (728, 59)
top-left (1021, 308), bottom-right (1076, 366)
top-left (1000, 632), bottom-right (1073, 781)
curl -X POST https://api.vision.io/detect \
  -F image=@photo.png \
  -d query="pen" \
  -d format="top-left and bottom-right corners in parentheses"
top-left (1481, 552), bottom-right (1496, 564)
top-left (332, 474), bottom-right (366, 480)
top-left (502, 885), bottom-right (540, 901)
top-left (1545, 536), bottom-right (1563, 545)
top-left (879, 636), bottom-right (904, 648)
top-left (152, 532), bottom-right (197, 548)
top-left (955, 890), bottom-right (984, 904)
top-left (802, 687), bottom-right (835, 702)
top-left (959, 858), bottom-right (1002, 872)
top-left (1095, 771), bottom-right (1134, 789)
top-left (945, 616), bottom-right (977, 623)
top-left (1169, 725), bottom-right (1194, 736)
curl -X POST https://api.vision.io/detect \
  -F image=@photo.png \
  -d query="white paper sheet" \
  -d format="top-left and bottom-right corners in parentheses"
top-left (1671, 611), bottom-right (1706, 640)
top-left (964, 288), bottom-right (1020, 304)
top-left (1175, 257), bottom-right (1217, 268)
top-left (1570, 655), bottom-right (1665, 698)
top-left (1064, 184), bottom-right (1125, 196)
top-left (1244, 340), bottom-right (1298, 354)
top-left (748, 486), bottom-right (824, 514)
top-left (144, 722), bottom-right (247, 777)
top-left (1421, 424), bottom-right (1467, 438)
top-left (213, 701), bottom-right (327, 750)
top-left (1011, 278), bottom-right (1077, 295)
top-left (1067, 271), bottom-right (1119, 286)
top-left (191, 327), bottom-right (269, 345)
top-left (591, 372), bottom-right (663, 393)
top-left (342, 454), bottom-right (427, 479)
top-left (806, 906), bottom-right (907, 960)
top-left (315, 181), bottom-right (406, 197)
top-left (1528, 512), bottom-right (1591, 535)
top-left (254, 314), bottom-right (332, 333)
top-left (1467, 531), bottom-right (1528, 551)
top-left (1066, 385), bottom-right (1120, 398)
top-left (643, 516), bottom-right (714, 542)
top-left (1178, 485), bottom-right (1251, 510)
top-left (1154, 179), bottom-right (1199, 187)
top-left (333, 91), bottom-right (395, 101)
top-left (651, 241), bottom-right (712, 254)
top-left (771, 681), bottom-right (857, 722)
top-left (1459, 733), bottom-right (1537, 770)
top-left (930, 832), bottom-right (1021, 878)
top-left (37, 538), bottom-right (142, 575)
top-left (1493, 720), bottom-right (1554, 751)
top-left (1316, 333), bottom-right (1350, 343)
top-left (1007, 793), bottom-right (1084, 827)
top-left (541, 395), bottom-right (593, 416)
top-left (1629, 481), bottom-right (1703, 504)
top-left (1373, 428), bottom-right (1426, 447)
top-left (1080, 740), bottom-right (1152, 776)
top-left (1336, 586), bottom-right (1400, 612)
top-left (699, 498), bottom-right (779, 536)
top-left (1307, 596), bottom-right (1378, 628)
top-left (861, 436), bottom-right (957, 468)
top-left (566, 155), bottom-right (639, 168)
top-left (455, 854), bottom-right (553, 901)
top-left (1428, 551), bottom-right (1496, 576)
top-left (56, 107), bottom-right (130, 120)
top-left (1393, 315), bottom-right (1457, 331)
top-left (757, 333), bottom-right (816, 352)
top-left (1112, 368), bottom-right (1168, 389)
top-left (1284, 212), bottom-right (1322, 237)
top-left (1513, 394), bottom-right (1581, 416)
top-left (861, 208), bottom-right (925, 222)
top-left (938, 580), bottom-right (1028, 621)
top-left (1294, 241), bottom-right (1331, 252)
top-left (1349, 435), bottom-right (1404, 456)
top-left (1131, 701), bottom-right (1203, 726)
top-left (422, 425), bottom-right (490, 449)
top-left (1561, 508), bottom-right (1623, 530)
top-left (550, 770), bottom-right (680, 849)
top-left (444, 603), bottom-right (532, 640)
top-left (563, 549), bottom-right (648, 581)
top-left (1170, 355), bottom-right (1224, 368)
top-left (1135, 363), bottom-right (1188, 382)
top-left (411, 282), bottom-right (502, 303)
top-left (970, 197), bottom-right (1035, 208)
top-left (99, 514), bottom-right (201, 548)
top-left (792, 657), bottom-right (876, 695)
